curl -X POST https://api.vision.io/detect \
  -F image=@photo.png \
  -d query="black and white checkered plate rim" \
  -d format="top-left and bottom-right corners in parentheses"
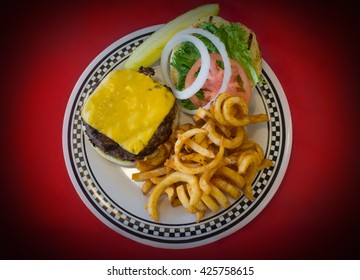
top-left (62, 25), bottom-right (292, 249)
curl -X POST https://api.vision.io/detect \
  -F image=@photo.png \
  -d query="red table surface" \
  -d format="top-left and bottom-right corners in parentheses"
top-left (1, 0), bottom-right (359, 260)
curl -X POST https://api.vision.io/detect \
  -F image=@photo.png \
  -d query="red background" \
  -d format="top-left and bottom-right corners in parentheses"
top-left (1, 0), bottom-right (359, 259)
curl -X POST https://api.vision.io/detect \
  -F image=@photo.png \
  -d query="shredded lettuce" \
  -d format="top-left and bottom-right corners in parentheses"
top-left (170, 22), bottom-right (262, 109)
top-left (204, 22), bottom-right (261, 85)
top-left (170, 41), bottom-right (200, 91)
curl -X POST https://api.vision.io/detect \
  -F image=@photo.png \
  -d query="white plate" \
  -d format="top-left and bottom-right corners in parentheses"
top-left (62, 25), bottom-right (292, 249)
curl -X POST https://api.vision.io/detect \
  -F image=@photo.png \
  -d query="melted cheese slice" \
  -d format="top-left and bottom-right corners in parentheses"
top-left (81, 69), bottom-right (175, 154)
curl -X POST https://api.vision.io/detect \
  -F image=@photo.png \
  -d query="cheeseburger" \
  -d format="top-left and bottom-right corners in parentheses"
top-left (81, 67), bottom-right (177, 166)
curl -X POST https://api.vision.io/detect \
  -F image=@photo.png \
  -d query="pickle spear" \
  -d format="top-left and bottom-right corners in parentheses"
top-left (123, 4), bottom-right (220, 70)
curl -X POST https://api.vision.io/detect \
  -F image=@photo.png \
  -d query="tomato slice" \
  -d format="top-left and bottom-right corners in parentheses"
top-left (185, 53), bottom-right (252, 108)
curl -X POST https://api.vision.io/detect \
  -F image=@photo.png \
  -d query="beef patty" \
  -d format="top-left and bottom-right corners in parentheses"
top-left (83, 103), bottom-right (177, 161)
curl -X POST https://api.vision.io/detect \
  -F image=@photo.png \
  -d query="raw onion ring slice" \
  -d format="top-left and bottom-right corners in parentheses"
top-left (161, 34), bottom-right (210, 100)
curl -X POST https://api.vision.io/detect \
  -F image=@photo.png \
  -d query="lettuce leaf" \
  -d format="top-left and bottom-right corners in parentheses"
top-left (170, 41), bottom-right (200, 91)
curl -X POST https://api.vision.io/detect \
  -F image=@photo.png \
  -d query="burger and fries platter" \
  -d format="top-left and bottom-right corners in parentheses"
top-left (63, 4), bottom-right (292, 248)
